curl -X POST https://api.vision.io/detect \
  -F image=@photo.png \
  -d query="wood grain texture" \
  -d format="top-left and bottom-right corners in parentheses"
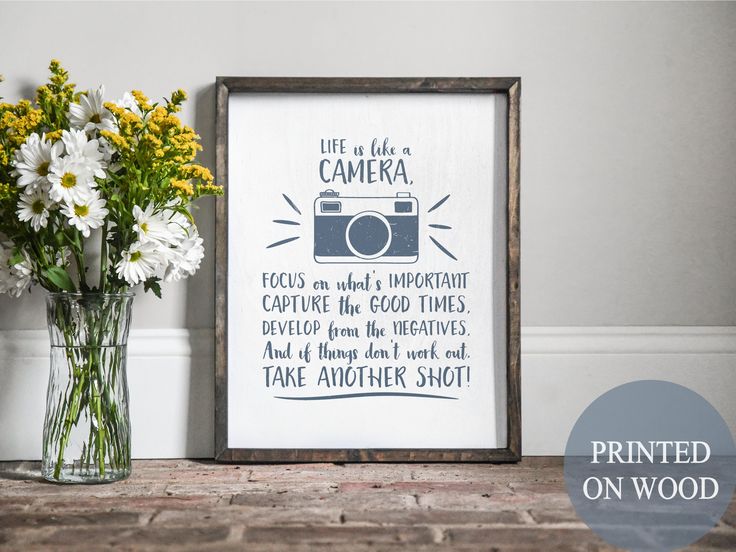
top-left (506, 80), bottom-right (522, 460)
top-left (216, 77), bottom-right (520, 94)
top-left (214, 77), bottom-right (521, 463)
top-left (215, 77), bottom-right (230, 461)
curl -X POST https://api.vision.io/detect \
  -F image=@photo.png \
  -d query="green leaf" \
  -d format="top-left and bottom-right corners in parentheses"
top-left (54, 231), bottom-right (67, 247)
top-left (8, 248), bottom-right (24, 266)
top-left (176, 206), bottom-right (195, 225)
top-left (143, 277), bottom-right (162, 299)
top-left (42, 266), bottom-right (76, 292)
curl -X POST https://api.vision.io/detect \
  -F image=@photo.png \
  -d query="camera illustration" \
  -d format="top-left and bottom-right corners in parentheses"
top-left (314, 190), bottom-right (419, 264)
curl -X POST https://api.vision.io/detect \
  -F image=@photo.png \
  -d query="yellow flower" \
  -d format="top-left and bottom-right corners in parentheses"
top-left (198, 183), bottom-right (224, 196)
top-left (0, 111), bottom-right (15, 130)
top-left (131, 90), bottom-right (152, 111)
top-left (171, 89), bottom-right (187, 103)
top-left (0, 181), bottom-right (18, 201)
top-left (141, 133), bottom-right (163, 150)
top-left (166, 89), bottom-right (187, 113)
top-left (48, 60), bottom-right (71, 90)
top-left (0, 101), bottom-right (43, 146)
top-left (45, 129), bottom-right (63, 142)
top-left (180, 164), bottom-right (214, 184)
top-left (118, 111), bottom-right (143, 136)
top-left (103, 102), bottom-right (126, 118)
top-left (170, 178), bottom-right (194, 195)
top-left (148, 106), bottom-right (167, 123)
top-left (100, 129), bottom-right (129, 150)
top-left (35, 85), bottom-right (51, 102)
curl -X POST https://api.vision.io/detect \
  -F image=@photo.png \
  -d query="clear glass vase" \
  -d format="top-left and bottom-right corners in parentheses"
top-left (42, 292), bottom-right (134, 484)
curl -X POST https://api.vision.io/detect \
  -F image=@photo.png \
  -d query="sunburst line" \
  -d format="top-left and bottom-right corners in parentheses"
top-left (267, 236), bottom-right (300, 249)
top-left (427, 194), bottom-right (450, 213)
top-left (428, 224), bottom-right (451, 230)
top-left (282, 194), bottom-right (302, 215)
top-left (273, 219), bottom-right (300, 226)
top-left (429, 236), bottom-right (457, 261)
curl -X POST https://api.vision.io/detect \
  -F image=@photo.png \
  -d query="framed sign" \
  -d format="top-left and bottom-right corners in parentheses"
top-left (215, 78), bottom-right (520, 462)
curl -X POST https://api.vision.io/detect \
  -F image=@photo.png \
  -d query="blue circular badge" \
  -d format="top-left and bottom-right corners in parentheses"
top-left (565, 380), bottom-right (736, 551)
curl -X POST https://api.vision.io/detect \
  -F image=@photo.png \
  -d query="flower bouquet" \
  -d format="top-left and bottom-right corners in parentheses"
top-left (0, 61), bottom-right (222, 483)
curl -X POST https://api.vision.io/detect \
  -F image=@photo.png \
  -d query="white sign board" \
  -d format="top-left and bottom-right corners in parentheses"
top-left (216, 79), bottom-right (519, 462)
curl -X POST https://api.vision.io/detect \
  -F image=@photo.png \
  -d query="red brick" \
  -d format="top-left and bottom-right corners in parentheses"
top-left (152, 506), bottom-right (342, 526)
top-left (0, 496), bottom-right (34, 512)
top-left (339, 481), bottom-right (512, 494)
top-left (243, 525), bottom-right (436, 545)
top-left (231, 489), bottom-right (417, 510)
top-left (41, 525), bottom-right (230, 547)
top-left (33, 494), bottom-right (223, 512)
top-left (0, 459), bottom-right (733, 551)
top-left (0, 511), bottom-right (141, 528)
top-left (446, 527), bottom-right (614, 549)
top-left (721, 500), bottom-right (736, 528)
top-left (342, 509), bottom-right (527, 526)
top-left (528, 508), bottom-right (583, 525)
top-left (693, 529), bottom-right (736, 550)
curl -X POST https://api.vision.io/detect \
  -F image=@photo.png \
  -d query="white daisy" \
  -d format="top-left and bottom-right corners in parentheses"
top-left (60, 192), bottom-right (108, 238)
top-left (0, 245), bottom-right (14, 295)
top-left (164, 209), bottom-right (191, 242)
top-left (0, 244), bottom-right (32, 297)
top-left (161, 199), bottom-right (192, 240)
top-left (16, 188), bottom-right (54, 231)
top-left (132, 203), bottom-right (180, 246)
top-left (9, 257), bottom-right (33, 297)
top-left (48, 156), bottom-right (95, 204)
top-left (115, 91), bottom-right (144, 118)
top-left (12, 133), bottom-right (63, 193)
top-left (61, 129), bottom-right (106, 178)
top-left (164, 226), bottom-right (205, 282)
top-left (68, 86), bottom-right (115, 134)
top-left (115, 240), bottom-right (163, 286)
top-left (97, 134), bottom-right (120, 171)
top-left (102, 92), bottom-right (145, 157)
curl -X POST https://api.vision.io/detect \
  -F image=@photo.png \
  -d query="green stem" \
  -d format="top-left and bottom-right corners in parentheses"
top-left (47, 296), bottom-right (130, 481)
top-left (53, 364), bottom-right (85, 479)
top-left (79, 237), bottom-right (88, 292)
top-left (71, 251), bottom-right (85, 292)
top-left (87, 308), bottom-right (105, 476)
top-left (99, 224), bottom-right (108, 292)
top-left (93, 378), bottom-right (105, 476)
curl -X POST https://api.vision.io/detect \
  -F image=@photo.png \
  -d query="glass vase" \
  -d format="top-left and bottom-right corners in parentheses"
top-left (42, 292), bottom-right (134, 484)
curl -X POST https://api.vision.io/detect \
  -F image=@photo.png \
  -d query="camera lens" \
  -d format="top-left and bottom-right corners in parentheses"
top-left (345, 212), bottom-right (392, 259)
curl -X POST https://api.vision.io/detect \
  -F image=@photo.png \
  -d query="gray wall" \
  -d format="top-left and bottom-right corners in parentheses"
top-left (1, 0), bottom-right (735, 459)
top-left (1, 1), bottom-right (734, 328)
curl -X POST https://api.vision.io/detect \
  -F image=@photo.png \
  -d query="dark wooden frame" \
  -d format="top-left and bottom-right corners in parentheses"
top-left (215, 78), bottom-right (521, 463)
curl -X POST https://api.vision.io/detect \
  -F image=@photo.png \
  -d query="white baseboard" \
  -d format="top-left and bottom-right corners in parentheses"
top-left (0, 328), bottom-right (215, 359)
top-left (0, 329), bottom-right (215, 461)
top-left (523, 326), bottom-right (736, 355)
top-left (1, 327), bottom-right (734, 460)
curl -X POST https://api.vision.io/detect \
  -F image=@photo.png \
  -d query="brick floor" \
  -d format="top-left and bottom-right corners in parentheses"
top-left (0, 458), bottom-right (734, 550)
